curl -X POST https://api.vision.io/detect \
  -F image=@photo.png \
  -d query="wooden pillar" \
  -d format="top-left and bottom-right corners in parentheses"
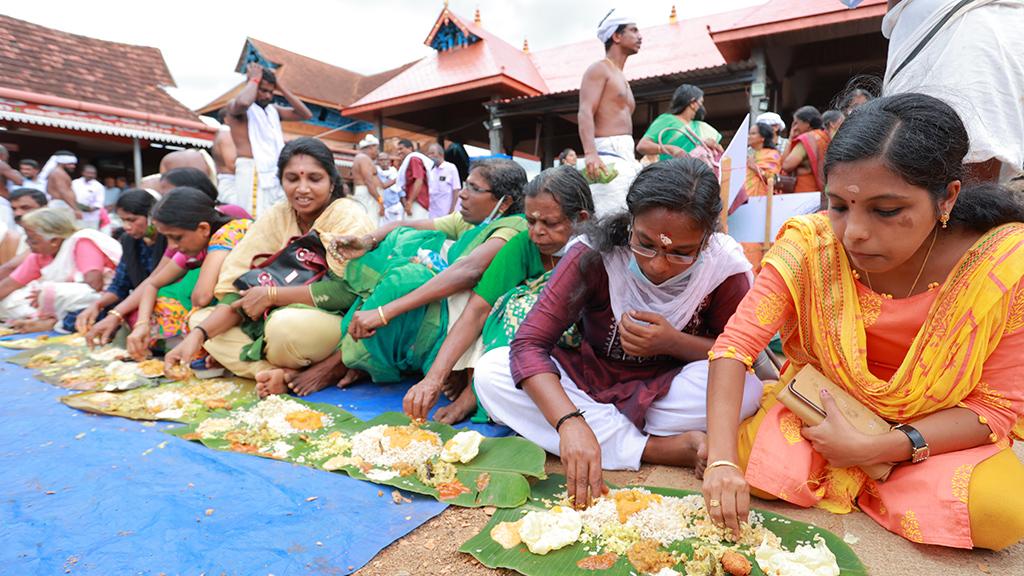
top-left (485, 100), bottom-right (503, 155)
top-left (375, 111), bottom-right (384, 148)
top-left (542, 114), bottom-right (555, 169)
top-left (132, 138), bottom-right (143, 187)
top-left (750, 45), bottom-right (768, 119)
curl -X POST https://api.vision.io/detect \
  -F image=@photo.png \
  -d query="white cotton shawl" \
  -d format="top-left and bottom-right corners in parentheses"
top-left (602, 232), bottom-right (752, 331)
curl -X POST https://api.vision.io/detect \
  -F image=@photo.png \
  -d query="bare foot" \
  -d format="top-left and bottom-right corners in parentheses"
top-left (433, 385), bottom-right (477, 425)
top-left (642, 430), bottom-right (708, 474)
top-left (290, 351), bottom-right (348, 396)
top-left (254, 368), bottom-right (297, 398)
top-left (336, 368), bottom-right (367, 389)
top-left (441, 370), bottom-right (469, 401)
top-left (12, 318), bottom-right (57, 333)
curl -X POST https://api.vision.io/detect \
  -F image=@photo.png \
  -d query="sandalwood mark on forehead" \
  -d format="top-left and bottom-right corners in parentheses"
top-left (531, 211), bottom-right (541, 218)
top-left (847, 185), bottom-right (860, 194)
top-left (659, 233), bottom-right (672, 246)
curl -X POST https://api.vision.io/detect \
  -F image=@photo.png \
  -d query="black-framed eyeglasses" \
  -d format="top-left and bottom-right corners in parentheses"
top-left (628, 226), bottom-right (706, 265)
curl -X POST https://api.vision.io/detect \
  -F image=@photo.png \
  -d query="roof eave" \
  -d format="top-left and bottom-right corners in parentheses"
top-left (344, 74), bottom-right (543, 117)
top-left (710, 4), bottom-right (887, 43)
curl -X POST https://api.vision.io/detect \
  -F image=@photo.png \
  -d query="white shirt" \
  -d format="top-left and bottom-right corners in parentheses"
top-left (72, 177), bottom-right (106, 229)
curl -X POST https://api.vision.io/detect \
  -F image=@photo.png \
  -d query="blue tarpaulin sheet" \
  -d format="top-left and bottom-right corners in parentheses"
top-left (0, 343), bottom-right (510, 575)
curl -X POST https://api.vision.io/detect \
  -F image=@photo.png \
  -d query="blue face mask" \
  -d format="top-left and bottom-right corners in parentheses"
top-left (480, 195), bottom-right (508, 226)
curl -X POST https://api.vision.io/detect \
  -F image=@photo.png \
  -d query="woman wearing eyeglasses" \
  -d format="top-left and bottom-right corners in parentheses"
top-left (475, 157), bottom-right (765, 508)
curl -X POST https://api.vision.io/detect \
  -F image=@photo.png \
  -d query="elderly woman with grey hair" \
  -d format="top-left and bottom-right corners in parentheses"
top-left (0, 206), bottom-right (120, 332)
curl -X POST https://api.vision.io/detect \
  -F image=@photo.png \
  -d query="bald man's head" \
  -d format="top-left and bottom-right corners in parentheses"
top-left (159, 149), bottom-right (211, 178)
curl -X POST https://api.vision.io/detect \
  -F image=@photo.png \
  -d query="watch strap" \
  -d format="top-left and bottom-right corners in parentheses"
top-left (894, 423), bottom-right (929, 463)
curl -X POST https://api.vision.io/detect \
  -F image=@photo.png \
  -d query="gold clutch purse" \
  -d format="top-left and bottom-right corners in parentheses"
top-left (776, 365), bottom-right (894, 482)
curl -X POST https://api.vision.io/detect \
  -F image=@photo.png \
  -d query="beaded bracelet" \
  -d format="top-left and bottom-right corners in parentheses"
top-left (555, 409), bottom-right (586, 432)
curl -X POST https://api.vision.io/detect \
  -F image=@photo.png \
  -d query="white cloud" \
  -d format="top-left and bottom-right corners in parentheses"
top-left (5, 0), bottom-right (767, 109)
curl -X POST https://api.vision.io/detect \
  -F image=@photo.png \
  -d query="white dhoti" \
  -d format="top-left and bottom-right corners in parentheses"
top-left (352, 185), bottom-right (381, 227)
top-left (0, 285), bottom-right (37, 321)
top-left (408, 201), bottom-right (430, 221)
top-left (590, 135), bottom-right (641, 218)
top-left (474, 349), bottom-right (764, 470)
top-left (216, 173), bottom-right (236, 206)
top-left (382, 203), bottom-right (406, 223)
top-left (234, 157), bottom-right (284, 218)
top-left (883, 0), bottom-right (1024, 180)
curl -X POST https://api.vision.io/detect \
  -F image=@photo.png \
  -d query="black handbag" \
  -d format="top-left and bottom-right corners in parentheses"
top-left (233, 230), bottom-right (329, 291)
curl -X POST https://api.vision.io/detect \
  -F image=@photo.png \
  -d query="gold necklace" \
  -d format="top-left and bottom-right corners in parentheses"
top-left (864, 227), bottom-right (939, 299)
top-left (604, 57), bottom-right (623, 70)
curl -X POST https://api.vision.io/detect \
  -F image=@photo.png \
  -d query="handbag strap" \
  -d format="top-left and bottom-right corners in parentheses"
top-left (888, 0), bottom-right (977, 83)
top-left (657, 124), bottom-right (710, 153)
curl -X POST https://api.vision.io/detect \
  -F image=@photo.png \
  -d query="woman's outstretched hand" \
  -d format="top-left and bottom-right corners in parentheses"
top-left (702, 464), bottom-right (750, 541)
top-left (558, 417), bottom-right (608, 509)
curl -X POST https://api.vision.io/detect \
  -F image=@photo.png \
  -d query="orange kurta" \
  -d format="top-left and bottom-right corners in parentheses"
top-left (711, 215), bottom-right (1024, 548)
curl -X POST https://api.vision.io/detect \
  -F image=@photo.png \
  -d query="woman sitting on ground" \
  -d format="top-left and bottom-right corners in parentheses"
top-left (252, 159), bottom-right (530, 398)
top-left (163, 137), bottom-right (374, 393)
top-left (474, 157), bottom-right (764, 508)
top-left (0, 206), bottom-right (120, 332)
top-left (403, 165), bottom-right (593, 424)
top-left (118, 188), bottom-right (251, 359)
top-left (703, 93), bottom-right (1024, 550)
top-left (77, 189), bottom-right (167, 339)
top-left (781, 105), bottom-right (830, 193)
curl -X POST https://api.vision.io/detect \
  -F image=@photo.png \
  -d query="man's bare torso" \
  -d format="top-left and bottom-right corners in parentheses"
top-left (352, 153), bottom-right (375, 188)
top-left (594, 61), bottom-right (635, 137)
top-left (213, 125), bottom-right (237, 174)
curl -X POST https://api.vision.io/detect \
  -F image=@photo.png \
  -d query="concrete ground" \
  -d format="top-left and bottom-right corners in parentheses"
top-left (357, 444), bottom-right (1024, 576)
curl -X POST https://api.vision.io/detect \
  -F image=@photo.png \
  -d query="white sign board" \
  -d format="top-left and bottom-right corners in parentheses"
top-left (719, 114), bottom-right (750, 208)
top-left (727, 192), bottom-right (822, 243)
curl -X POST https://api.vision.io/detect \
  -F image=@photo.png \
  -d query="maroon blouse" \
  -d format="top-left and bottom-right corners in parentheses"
top-left (509, 243), bottom-right (750, 428)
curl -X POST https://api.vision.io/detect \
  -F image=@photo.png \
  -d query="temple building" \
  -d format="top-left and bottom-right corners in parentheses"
top-left (343, 0), bottom-right (888, 166)
top-left (196, 38), bottom-right (424, 166)
top-left (0, 14), bottom-right (216, 183)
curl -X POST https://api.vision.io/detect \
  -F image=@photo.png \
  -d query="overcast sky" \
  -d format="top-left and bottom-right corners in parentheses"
top-left (5, 0), bottom-right (767, 109)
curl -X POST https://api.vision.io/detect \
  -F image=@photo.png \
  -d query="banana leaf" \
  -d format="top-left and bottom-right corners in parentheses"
top-left (168, 403), bottom-right (546, 509)
top-left (460, 475), bottom-right (867, 576)
top-left (10, 343), bottom-right (161, 391)
top-left (0, 333), bottom-right (84, 350)
top-left (61, 377), bottom-right (259, 423)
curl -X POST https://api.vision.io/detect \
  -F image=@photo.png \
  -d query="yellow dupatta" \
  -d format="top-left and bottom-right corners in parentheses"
top-left (214, 197), bottom-right (374, 300)
top-left (766, 213), bottom-right (1024, 429)
top-left (760, 215), bottom-right (1024, 512)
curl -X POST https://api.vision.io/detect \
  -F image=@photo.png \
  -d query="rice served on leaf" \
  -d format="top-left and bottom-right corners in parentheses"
top-left (350, 424), bottom-right (442, 470)
top-left (193, 395), bottom-right (335, 458)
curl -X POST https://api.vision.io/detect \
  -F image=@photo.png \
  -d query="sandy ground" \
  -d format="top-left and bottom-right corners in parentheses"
top-left (356, 444), bottom-right (1024, 576)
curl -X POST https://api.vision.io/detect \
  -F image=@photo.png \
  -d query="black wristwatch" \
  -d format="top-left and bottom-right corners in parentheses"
top-left (893, 423), bottom-right (930, 464)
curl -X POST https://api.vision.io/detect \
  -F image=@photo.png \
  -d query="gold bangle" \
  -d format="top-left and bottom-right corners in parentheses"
top-left (706, 460), bottom-right (742, 473)
top-left (377, 306), bottom-right (388, 326)
top-left (108, 309), bottom-right (125, 325)
top-left (268, 286), bottom-right (278, 305)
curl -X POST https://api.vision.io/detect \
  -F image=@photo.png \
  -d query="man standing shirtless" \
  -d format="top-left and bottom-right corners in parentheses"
top-left (351, 135), bottom-right (384, 226)
top-left (226, 63), bottom-right (312, 217)
top-left (212, 109), bottom-right (238, 204)
top-left (578, 10), bottom-right (642, 216)
top-left (40, 151), bottom-right (81, 219)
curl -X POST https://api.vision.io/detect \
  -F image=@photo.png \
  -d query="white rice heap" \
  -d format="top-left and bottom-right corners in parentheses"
top-left (308, 431), bottom-right (353, 461)
top-left (349, 424), bottom-right (442, 469)
top-left (146, 379), bottom-right (240, 419)
top-left (578, 488), bottom-right (781, 556)
top-left (194, 395), bottom-right (334, 457)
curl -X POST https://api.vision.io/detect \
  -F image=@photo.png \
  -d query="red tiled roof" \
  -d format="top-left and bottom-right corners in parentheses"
top-left (198, 38), bottom-right (417, 114)
top-left (0, 13), bottom-right (199, 123)
top-left (346, 8), bottom-right (548, 113)
top-left (529, 17), bottom-right (726, 95)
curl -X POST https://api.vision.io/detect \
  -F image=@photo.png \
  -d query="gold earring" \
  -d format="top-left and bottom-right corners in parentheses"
top-left (940, 212), bottom-right (949, 229)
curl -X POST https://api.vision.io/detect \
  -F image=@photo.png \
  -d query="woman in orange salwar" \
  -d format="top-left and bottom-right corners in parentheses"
top-left (703, 93), bottom-right (1024, 551)
top-left (781, 106), bottom-right (830, 193)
